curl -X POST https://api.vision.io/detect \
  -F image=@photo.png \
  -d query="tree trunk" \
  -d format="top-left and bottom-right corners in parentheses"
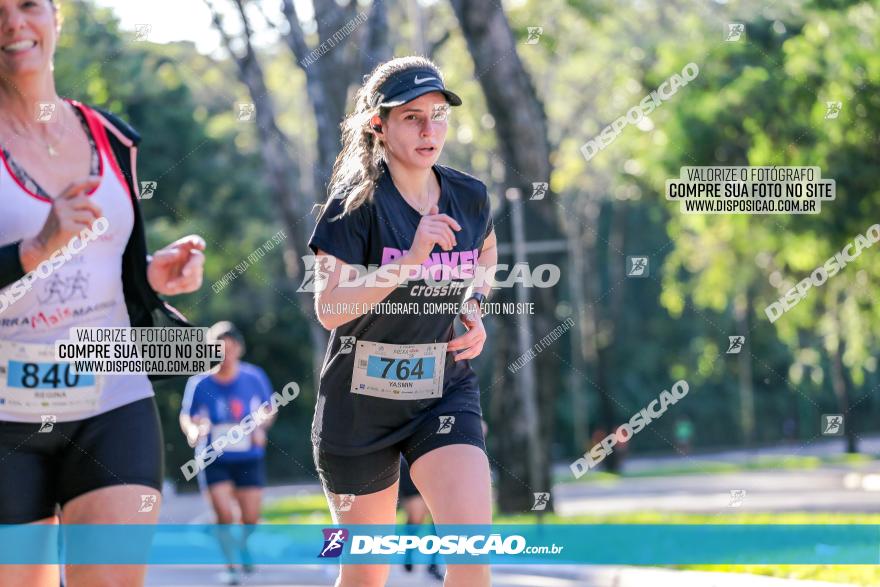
top-left (206, 0), bottom-right (328, 381)
top-left (595, 199), bottom-right (626, 473)
top-left (210, 0), bottom-right (392, 383)
top-left (281, 0), bottom-right (388, 199)
top-left (509, 194), bottom-right (543, 506)
top-left (831, 335), bottom-right (858, 454)
top-left (564, 201), bottom-right (593, 455)
top-left (827, 287), bottom-right (858, 454)
top-left (734, 290), bottom-right (755, 445)
top-left (572, 195), bottom-right (606, 472)
top-left (450, 0), bottom-right (556, 512)
top-left (449, 0), bottom-right (554, 239)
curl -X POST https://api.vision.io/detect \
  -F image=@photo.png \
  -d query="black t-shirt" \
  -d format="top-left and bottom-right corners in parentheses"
top-left (308, 162), bottom-right (493, 455)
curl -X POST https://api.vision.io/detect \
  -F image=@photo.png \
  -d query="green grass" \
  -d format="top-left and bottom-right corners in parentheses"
top-left (554, 453), bottom-right (878, 484)
top-left (502, 512), bottom-right (880, 586)
top-left (262, 497), bottom-right (880, 585)
top-left (262, 493), bottom-right (334, 523)
top-left (496, 511), bottom-right (880, 524)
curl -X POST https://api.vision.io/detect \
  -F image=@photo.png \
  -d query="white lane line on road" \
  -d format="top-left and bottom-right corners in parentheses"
top-left (495, 575), bottom-right (583, 586)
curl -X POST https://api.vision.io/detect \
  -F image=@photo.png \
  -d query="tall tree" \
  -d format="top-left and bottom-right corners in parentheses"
top-left (278, 0), bottom-right (390, 194)
top-left (205, 0), bottom-right (391, 382)
top-left (450, 0), bottom-right (558, 512)
top-left (205, 0), bottom-right (326, 380)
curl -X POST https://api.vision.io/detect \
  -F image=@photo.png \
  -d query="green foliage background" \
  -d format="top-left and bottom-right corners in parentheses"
top-left (52, 0), bottom-right (880, 485)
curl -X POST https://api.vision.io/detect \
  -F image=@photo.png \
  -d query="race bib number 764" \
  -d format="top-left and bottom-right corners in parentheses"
top-left (351, 340), bottom-right (445, 401)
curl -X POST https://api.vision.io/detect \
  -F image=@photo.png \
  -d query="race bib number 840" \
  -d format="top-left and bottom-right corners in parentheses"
top-left (0, 341), bottom-right (102, 415)
top-left (8, 361), bottom-right (95, 389)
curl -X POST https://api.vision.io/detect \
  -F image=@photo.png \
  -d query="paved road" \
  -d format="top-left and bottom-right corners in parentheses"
top-left (555, 466), bottom-right (880, 515)
top-left (149, 465), bottom-right (876, 586)
top-left (145, 563), bottom-right (855, 586)
top-left (550, 434), bottom-right (880, 514)
top-left (146, 438), bottom-right (880, 586)
top-left (161, 464), bottom-right (880, 525)
top-left (146, 564), bottom-right (584, 587)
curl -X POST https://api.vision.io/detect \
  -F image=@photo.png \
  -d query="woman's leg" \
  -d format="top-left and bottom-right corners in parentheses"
top-left (57, 398), bottom-right (164, 586)
top-left (235, 487), bottom-right (262, 525)
top-left (207, 481), bottom-right (241, 574)
top-left (0, 424), bottom-right (62, 587)
top-left (410, 444), bottom-right (492, 587)
top-left (208, 481), bottom-right (238, 524)
top-left (61, 484), bottom-right (161, 587)
top-left (326, 482), bottom-right (400, 587)
top-left (400, 495), bottom-right (430, 572)
top-left (0, 516), bottom-right (61, 587)
top-left (402, 495), bottom-right (428, 524)
top-left (234, 486), bottom-right (262, 570)
top-left (315, 444), bottom-right (402, 587)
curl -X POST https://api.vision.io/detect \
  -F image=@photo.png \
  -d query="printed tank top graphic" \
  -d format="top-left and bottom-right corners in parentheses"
top-left (0, 101), bottom-right (134, 344)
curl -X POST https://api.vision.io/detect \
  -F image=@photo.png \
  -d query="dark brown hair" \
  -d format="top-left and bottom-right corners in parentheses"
top-left (325, 56), bottom-right (446, 215)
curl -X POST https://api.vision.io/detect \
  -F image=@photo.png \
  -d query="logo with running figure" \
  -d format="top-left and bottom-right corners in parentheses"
top-left (319, 528), bottom-right (349, 558)
top-left (728, 489), bottom-right (746, 508)
top-left (824, 101), bottom-right (842, 120)
top-left (237, 103), bottom-right (256, 122)
top-left (134, 24), bottom-right (152, 42)
top-left (531, 492), bottom-right (550, 511)
top-left (138, 494), bottom-right (158, 513)
top-left (338, 336), bottom-right (356, 355)
top-left (38, 415), bottom-right (56, 433)
top-left (726, 23), bottom-right (745, 41)
top-left (139, 181), bottom-right (157, 200)
top-left (530, 182), bottom-right (548, 201)
top-left (35, 102), bottom-right (58, 123)
top-left (436, 415), bottom-right (456, 434)
top-left (626, 256), bottom-right (649, 278)
top-left (335, 494), bottom-right (356, 512)
top-left (297, 255), bottom-right (338, 293)
top-left (726, 336), bottom-right (745, 354)
top-left (431, 103), bottom-right (450, 122)
top-left (526, 27), bottom-right (543, 44)
top-left (821, 414), bottom-right (844, 436)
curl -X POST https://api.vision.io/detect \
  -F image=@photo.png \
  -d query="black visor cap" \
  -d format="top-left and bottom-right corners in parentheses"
top-left (372, 67), bottom-right (462, 109)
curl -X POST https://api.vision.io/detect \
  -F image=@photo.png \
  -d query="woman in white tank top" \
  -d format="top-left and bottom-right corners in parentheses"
top-left (0, 2), bottom-right (206, 586)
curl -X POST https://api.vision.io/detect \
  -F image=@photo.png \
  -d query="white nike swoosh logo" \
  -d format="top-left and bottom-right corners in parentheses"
top-left (414, 75), bottom-right (438, 85)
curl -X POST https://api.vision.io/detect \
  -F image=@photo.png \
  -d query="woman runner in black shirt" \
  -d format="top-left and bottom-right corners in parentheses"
top-left (308, 56), bottom-right (496, 587)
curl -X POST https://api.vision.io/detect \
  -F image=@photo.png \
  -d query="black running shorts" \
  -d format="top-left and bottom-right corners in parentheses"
top-left (0, 397), bottom-right (164, 524)
top-left (314, 410), bottom-right (485, 496)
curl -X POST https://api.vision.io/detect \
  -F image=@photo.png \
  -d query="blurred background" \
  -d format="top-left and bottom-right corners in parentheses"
top-left (55, 0), bottom-right (880, 584)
